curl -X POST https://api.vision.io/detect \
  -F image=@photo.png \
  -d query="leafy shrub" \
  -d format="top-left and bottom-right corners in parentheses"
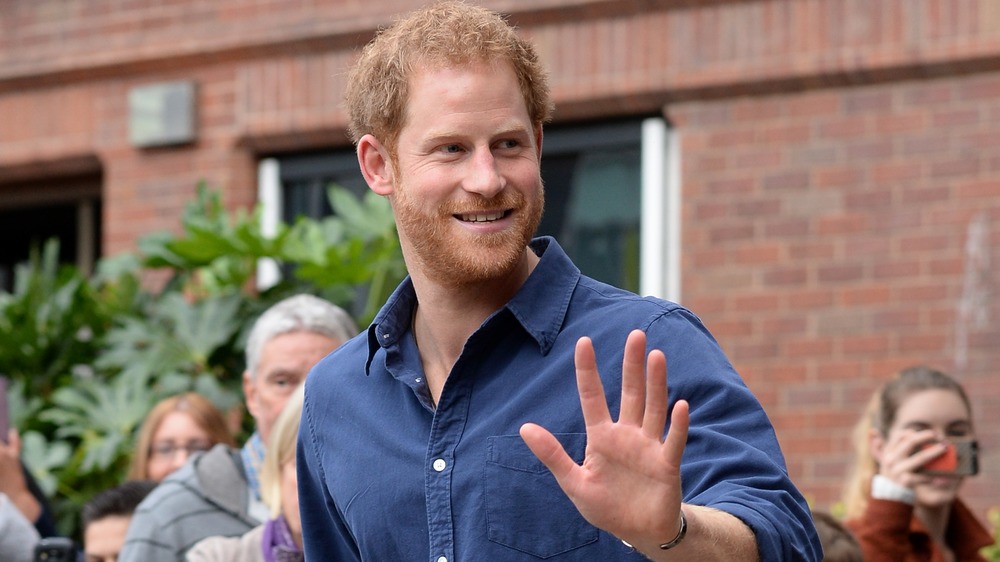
top-left (984, 507), bottom-right (1000, 560)
top-left (1, 183), bottom-right (405, 538)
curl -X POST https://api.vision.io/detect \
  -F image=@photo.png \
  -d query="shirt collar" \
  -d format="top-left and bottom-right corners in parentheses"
top-left (507, 237), bottom-right (580, 355)
top-left (365, 236), bottom-right (580, 372)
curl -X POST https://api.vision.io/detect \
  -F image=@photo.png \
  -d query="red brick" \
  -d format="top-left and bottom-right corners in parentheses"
top-left (733, 244), bottom-right (782, 264)
top-left (898, 334), bottom-right (946, 353)
top-left (785, 338), bottom-right (834, 358)
top-left (765, 218), bottom-right (811, 239)
top-left (764, 266), bottom-right (808, 286)
top-left (816, 361), bottom-right (865, 381)
top-left (761, 171), bottom-right (810, 191)
top-left (784, 289), bottom-right (835, 309)
top-left (841, 335), bottom-right (890, 355)
top-left (840, 285), bottom-right (892, 306)
top-left (872, 260), bottom-right (921, 279)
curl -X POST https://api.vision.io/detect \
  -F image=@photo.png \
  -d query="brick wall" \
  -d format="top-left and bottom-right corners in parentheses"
top-left (671, 72), bottom-right (1000, 513)
top-left (2, 0), bottom-right (999, 521)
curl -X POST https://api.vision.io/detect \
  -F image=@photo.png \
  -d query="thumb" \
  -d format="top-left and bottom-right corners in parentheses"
top-left (520, 422), bottom-right (579, 482)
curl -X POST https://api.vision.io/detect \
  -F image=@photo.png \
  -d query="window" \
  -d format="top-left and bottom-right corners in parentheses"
top-left (0, 174), bottom-right (102, 292)
top-left (538, 120), bottom-right (643, 292)
top-left (258, 116), bottom-right (677, 297)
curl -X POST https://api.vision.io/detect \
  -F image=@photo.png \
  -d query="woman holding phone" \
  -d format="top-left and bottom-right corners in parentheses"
top-left (841, 365), bottom-right (994, 561)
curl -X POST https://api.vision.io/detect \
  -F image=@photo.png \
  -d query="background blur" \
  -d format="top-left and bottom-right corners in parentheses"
top-left (1, 0), bottom-right (998, 520)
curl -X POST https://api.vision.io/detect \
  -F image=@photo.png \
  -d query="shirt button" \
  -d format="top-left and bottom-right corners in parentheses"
top-left (437, 557), bottom-right (447, 562)
top-left (432, 458), bottom-right (446, 472)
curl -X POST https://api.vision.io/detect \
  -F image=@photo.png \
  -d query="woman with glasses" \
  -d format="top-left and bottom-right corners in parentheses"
top-left (128, 393), bottom-right (236, 482)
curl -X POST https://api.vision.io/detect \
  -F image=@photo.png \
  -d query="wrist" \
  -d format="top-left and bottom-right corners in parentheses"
top-left (871, 474), bottom-right (915, 505)
top-left (9, 488), bottom-right (41, 522)
top-left (658, 508), bottom-right (687, 550)
top-left (620, 508), bottom-right (688, 553)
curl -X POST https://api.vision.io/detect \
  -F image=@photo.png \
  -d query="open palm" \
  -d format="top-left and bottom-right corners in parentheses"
top-left (520, 329), bottom-right (690, 544)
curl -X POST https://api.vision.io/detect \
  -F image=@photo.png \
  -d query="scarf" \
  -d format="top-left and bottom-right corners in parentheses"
top-left (261, 515), bottom-right (303, 562)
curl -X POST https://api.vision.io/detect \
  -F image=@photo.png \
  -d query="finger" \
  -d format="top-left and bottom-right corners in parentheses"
top-left (663, 399), bottom-right (690, 467)
top-left (888, 430), bottom-right (936, 466)
top-left (520, 423), bottom-right (580, 484)
top-left (575, 337), bottom-right (611, 427)
top-left (907, 442), bottom-right (948, 467)
top-left (619, 330), bottom-right (648, 427)
top-left (642, 349), bottom-right (668, 440)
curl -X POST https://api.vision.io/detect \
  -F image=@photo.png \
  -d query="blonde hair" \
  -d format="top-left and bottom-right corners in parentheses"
top-left (345, 1), bottom-right (553, 161)
top-left (841, 365), bottom-right (972, 519)
top-left (127, 392), bottom-right (237, 480)
top-left (260, 384), bottom-right (305, 517)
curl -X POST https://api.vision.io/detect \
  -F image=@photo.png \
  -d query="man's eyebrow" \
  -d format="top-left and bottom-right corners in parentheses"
top-left (422, 122), bottom-right (533, 142)
top-left (261, 367), bottom-right (300, 379)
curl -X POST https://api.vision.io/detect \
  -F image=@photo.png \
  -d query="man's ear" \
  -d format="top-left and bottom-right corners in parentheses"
top-left (534, 125), bottom-right (544, 161)
top-left (358, 134), bottom-right (395, 196)
top-left (242, 370), bottom-right (259, 420)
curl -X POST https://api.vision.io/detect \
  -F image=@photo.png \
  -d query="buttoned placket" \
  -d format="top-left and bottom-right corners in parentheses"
top-left (424, 368), bottom-right (473, 562)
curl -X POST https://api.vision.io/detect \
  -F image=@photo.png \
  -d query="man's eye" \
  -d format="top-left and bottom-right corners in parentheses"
top-left (442, 144), bottom-right (462, 153)
top-left (497, 139), bottom-right (519, 149)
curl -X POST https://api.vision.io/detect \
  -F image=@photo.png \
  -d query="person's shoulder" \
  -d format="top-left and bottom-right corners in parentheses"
top-left (574, 274), bottom-right (690, 318)
top-left (308, 331), bottom-right (369, 380)
top-left (186, 525), bottom-right (265, 562)
top-left (185, 534), bottom-right (241, 562)
top-left (135, 446), bottom-right (239, 516)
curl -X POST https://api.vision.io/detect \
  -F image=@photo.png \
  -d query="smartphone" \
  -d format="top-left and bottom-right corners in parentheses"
top-left (0, 375), bottom-right (9, 444)
top-left (33, 537), bottom-right (76, 562)
top-left (917, 440), bottom-right (979, 476)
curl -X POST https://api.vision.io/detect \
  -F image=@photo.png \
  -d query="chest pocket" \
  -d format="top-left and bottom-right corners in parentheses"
top-left (484, 434), bottom-right (598, 558)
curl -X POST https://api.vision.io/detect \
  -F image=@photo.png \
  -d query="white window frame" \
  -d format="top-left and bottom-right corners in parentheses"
top-left (640, 117), bottom-right (681, 302)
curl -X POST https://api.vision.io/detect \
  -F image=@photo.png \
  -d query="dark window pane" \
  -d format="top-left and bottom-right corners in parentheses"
top-left (275, 118), bottom-right (645, 292)
top-left (539, 121), bottom-right (643, 292)
top-left (0, 176), bottom-right (101, 292)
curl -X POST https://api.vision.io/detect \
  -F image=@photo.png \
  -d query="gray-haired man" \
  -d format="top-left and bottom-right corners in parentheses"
top-left (120, 294), bottom-right (358, 562)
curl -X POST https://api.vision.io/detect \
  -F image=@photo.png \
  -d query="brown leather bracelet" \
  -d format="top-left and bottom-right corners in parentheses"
top-left (659, 509), bottom-right (687, 550)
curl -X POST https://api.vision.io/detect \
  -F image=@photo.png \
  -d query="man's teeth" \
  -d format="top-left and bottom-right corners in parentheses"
top-left (460, 211), bottom-right (504, 222)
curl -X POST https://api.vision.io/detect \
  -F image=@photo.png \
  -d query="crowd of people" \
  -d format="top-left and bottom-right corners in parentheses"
top-left (0, 2), bottom-right (995, 562)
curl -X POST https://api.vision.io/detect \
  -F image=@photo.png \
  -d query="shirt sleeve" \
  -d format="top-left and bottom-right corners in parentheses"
top-left (297, 376), bottom-right (363, 562)
top-left (648, 308), bottom-right (823, 561)
top-left (0, 493), bottom-right (40, 562)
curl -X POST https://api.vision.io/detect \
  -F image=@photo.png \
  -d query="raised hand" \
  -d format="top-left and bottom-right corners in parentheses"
top-left (519, 329), bottom-right (689, 547)
top-left (0, 429), bottom-right (41, 523)
top-left (874, 428), bottom-right (945, 489)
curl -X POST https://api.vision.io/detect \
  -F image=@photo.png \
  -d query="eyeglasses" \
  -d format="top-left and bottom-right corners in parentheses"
top-left (149, 440), bottom-right (213, 460)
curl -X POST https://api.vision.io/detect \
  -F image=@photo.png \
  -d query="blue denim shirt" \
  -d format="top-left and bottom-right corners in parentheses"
top-left (298, 237), bottom-right (821, 561)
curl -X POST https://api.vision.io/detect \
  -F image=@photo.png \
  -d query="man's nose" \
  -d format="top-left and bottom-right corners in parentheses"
top-left (463, 149), bottom-right (505, 198)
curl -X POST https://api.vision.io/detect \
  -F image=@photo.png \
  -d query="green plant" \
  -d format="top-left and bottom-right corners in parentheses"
top-left (2, 182), bottom-right (406, 539)
top-left (0, 240), bottom-right (117, 400)
top-left (142, 182), bottom-right (404, 325)
top-left (983, 507), bottom-right (1000, 561)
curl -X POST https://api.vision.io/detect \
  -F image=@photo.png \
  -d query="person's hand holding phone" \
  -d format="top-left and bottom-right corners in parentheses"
top-left (0, 376), bottom-right (9, 444)
top-left (0, 427), bottom-right (42, 524)
top-left (875, 428), bottom-right (946, 489)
